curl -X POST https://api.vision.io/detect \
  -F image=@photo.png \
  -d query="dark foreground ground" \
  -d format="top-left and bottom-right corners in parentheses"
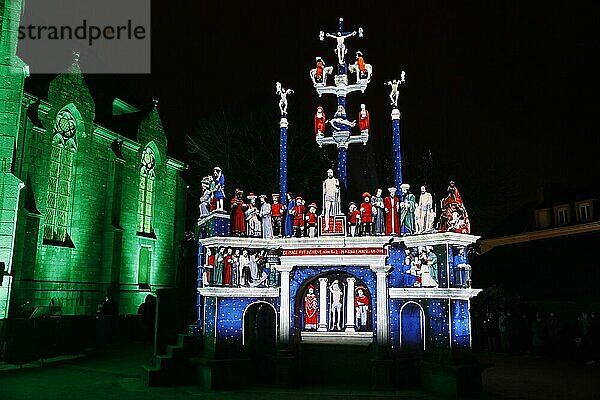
top-left (1, 344), bottom-right (599, 400)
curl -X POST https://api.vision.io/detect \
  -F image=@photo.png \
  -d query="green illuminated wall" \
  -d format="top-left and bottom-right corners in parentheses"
top-left (6, 71), bottom-right (186, 317)
top-left (3, 0), bottom-right (187, 318)
top-left (0, 0), bottom-right (27, 319)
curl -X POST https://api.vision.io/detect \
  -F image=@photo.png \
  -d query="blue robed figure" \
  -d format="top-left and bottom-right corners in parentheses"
top-left (402, 255), bottom-right (418, 287)
top-left (284, 193), bottom-right (295, 238)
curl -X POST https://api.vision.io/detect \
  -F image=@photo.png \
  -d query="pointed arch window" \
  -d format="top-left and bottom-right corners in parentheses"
top-left (44, 108), bottom-right (78, 243)
top-left (138, 146), bottom-right (156, 234)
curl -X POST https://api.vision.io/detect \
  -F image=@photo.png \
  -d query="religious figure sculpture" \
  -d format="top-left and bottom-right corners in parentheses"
top-left (315, 57), bottom-right (324, 83)
top-left (230, 188), bottom-right (247, 237)
top-left (329, 280), bottom-right (344, 331)
top-left (249, 251), bottom-right (259, 284)
top-left (304, 285), bottom-right (318, 330)
top-left (399, 183), bottom-right (416, 236)
top-left (415, 185), bottom-right (435, 234)
top-left (213, 247), bottom-right (225, 286)
top-left (355, 287), bottom-right (369, 331)
top-left (314, 106), bottom-right (327, 136)
top-left (284, 192), bottom-right (295, 238)
top-left (358, 104), bottom-right (370, 133)
top-left (384, 187), bottom-right (401, 235)
top-left (212, 167), bottom-right (225, 212)
top-left (202, 248), bottom-right (214, 287)
top-left (275, 82), bottom-right (294, 116)
top-left (223, 247), bottom-right (233, 286)
top-left (245, 193), bottom-right (262, 238)
top-left (349, 51), bottom-right (373, 84)
top-left (322, 169), bottom-right (341, 232)
top-left (401, 253), bottom-right (419, 287)
top-left (385, 73), bottom-right (405, 107)
top-left (199, 176), bottom-right (212, 218)
top-left (426, 246), bottom-right (438, 284)
top-left (310, 57), bottom-right (334, 86)
top-left (328, 105), bottom-right (356, 134)
top-left (347, 202), bottom-right (360, 237)
top-left (453, 247), bottom-right (472, 288)
top-left (325, 30), bottom-right (357, 65)
top-left (438, 181), bottom-right (471, 234)
top-left (359, 192), bottom-right (373, 236)
top-left (231, 248), bottom-right (241, 287)
top-left (259, 195), bottom-right (273, 239)
top-left (271, 194), bottom-right (284, 238)
top-left (372, 188), bottom-right (385, 235)
top-left (240, 249), bottom-right (252, 287)
top-left (306, 203), bottom-right (318, 238)
top-left (291, 196), bottom-right (306, 238)
top-left (418, 246), bottom-right (437, 288)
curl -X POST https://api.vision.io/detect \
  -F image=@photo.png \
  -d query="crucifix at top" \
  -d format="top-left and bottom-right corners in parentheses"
top-left (310, 18), bottom-right (373, 189)
top-left (320, 19), bottom-right (363, 67)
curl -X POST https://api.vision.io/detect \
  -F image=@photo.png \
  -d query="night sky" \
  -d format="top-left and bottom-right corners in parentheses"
top-left (31, 1), bottom-right (600, 235)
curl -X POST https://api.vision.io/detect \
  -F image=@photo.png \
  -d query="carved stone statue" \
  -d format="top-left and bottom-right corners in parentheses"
top-left (438, 181), bottom-right (470, 234)
top-left (199, 176), bottom-right (211, 218)
top-left (349, 51), bottom-right (373, 83)
top-left (326, 30), bottom-right (357, 65)
top-left (415, 185), bottom-right (436, 233)
top-left (275, 82), bottom-right (294, 116)
top-left (329, 280), bottom-right (344, 331)
top-left (328, 105), bottom-right (356, 133)
top-left (385, 73), bottom-right (405, 107)
top-left (399, 183), bottom-right (416, 236)
top-left (358, 103), bottom-right (370, 133)
top-left (314, 106), bottom-right (326, 136)
top-left (310, 57), bottom-right (334, 86)
top-left (212, 167), bottom-right (225, 212)
top-left (322, 168), bottom-right (341, 232)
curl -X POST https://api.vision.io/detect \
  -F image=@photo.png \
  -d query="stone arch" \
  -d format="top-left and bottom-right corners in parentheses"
top-left (399, 301), bottom-right (425, 352)
top-left (242, 301), bottom-right (277, 350)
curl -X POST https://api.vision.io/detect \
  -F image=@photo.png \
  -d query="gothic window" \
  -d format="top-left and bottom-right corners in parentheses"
top-left (138, 246), bottom-right (152, 287)
top-left (138, 146), bottom-right (156, 234)
top-left (44, 108), bottom-right (78, 243)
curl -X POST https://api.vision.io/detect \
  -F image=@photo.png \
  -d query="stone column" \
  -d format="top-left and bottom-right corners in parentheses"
top-left (278, 264), bottom-right (292, 345)
top-left (317, 277), bottom-right (328, 331)
top-left (345, 276), bottom-right (356, 332)
top-left (372, 264), bottom-right (391, 349)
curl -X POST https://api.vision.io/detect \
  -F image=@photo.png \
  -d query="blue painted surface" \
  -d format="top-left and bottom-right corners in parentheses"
top-left (427, 299), bottom-right (450, 351)
top-left (338, 147), bottom-right (348, 188)
top-left (289, 266), bottom-right (377, 338)
top-left (280, 124), bottom-right (288, 201)
top-left (451, 299), bottom-right (471, 349)
top-left (392, 114), bottom-right (402, 188)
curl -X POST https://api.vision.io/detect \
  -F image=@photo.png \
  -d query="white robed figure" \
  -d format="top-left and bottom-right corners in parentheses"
top-left (259, 195), bottom-right (273, 239)
top-left (322, 169), bottom-right (341, 231)
top-left (245, 194), bottom-right (262, 238)
top-left (249, 253), bottom-right (259, 285)
top-left (415, 186), bottom-right (436, 233)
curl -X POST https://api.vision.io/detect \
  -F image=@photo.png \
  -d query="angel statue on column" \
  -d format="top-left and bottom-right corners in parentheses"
top-left (275, 82), bottom-right (294, 116)
top-left (385, 72), bottom-right (406, 107)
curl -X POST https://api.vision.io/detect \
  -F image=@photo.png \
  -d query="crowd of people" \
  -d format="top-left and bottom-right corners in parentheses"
top-left (472, 309), bottom-right (599, 365)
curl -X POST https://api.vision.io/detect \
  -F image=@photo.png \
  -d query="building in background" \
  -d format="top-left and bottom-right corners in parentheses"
top-left (0, 0), bottom-right (187, 319)
top-left (475, 187), bottom-right (600, 307)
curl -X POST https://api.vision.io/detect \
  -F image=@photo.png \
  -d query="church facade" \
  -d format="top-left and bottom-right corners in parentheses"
top-left (0, 0), bottom-right (187, 318)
